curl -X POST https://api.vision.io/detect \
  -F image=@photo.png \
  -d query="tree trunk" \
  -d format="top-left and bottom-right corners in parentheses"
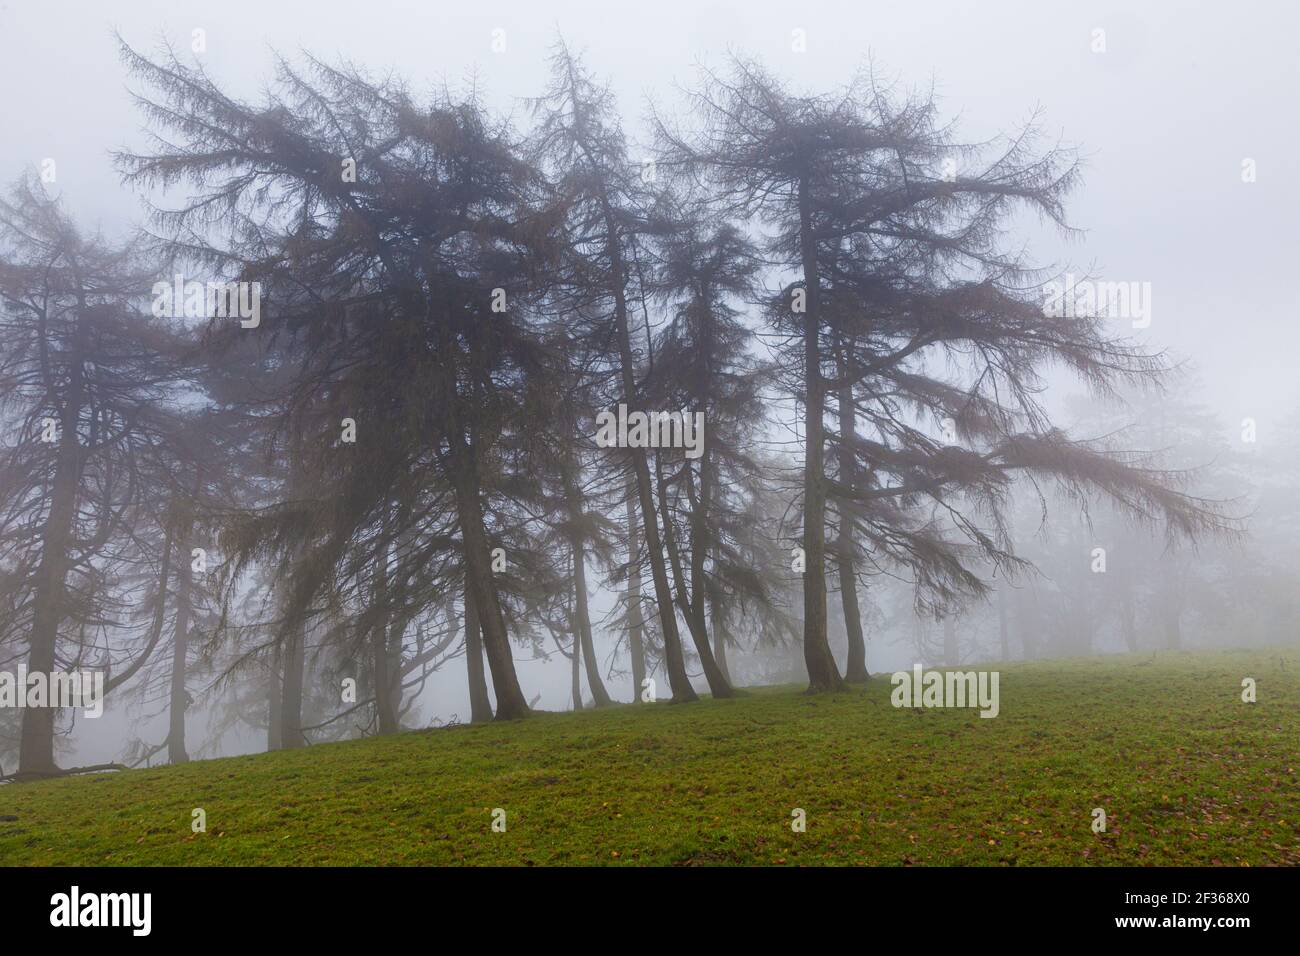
top-left (691, 442), bottom-right (736, 695)
top-left (371, 548), bottom-right (400, 735)
top-left (18, 311), bottom-right (87, 776)
top-left (267, 646), bottom-right (283, 752)
top-left (836, 354), bottom-right (869, 683)
top-left (796, 177), bottom-right (843, 693)
top-left (658, 455), bottom-right (733, 698)
top-left (572, 539), bottom-right (613, 706)
top-left (839, 558), bottom-right (868, 682)
top-left (168, 523), bottom-right (193, 764)
top-left (627, 445), bottom-right (695, 702)
top-left (569, 612), bottom-right (583, 710)
top-left (943, 615), bottom-right (958, 667)
top-left (280, 619), bottom-right (306, 748)
top-left (597, 193), bottom-right (696, 704)
top-left (710, 599), bottom-right (731, 686)
top-left (448, 430), bottom-right (531, 719)
top-left (464, 580), bottom-right (493, 722)
top-left (626, 490), bottom-right (647, 701)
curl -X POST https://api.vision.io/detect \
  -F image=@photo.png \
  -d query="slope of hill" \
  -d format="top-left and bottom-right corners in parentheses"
top-left (1, 648), bottom-right (1296, 866)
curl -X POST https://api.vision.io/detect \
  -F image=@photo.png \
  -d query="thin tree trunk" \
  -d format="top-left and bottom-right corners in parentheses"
top-left (372, 548), bottom-right (399, 735)
top-left (626, 490), bottom-right (646, 701)
top-left (464, 580), bottom-right (493, 722)
top-left (168, 522), bottom-right (193, 764)
top-left (569, 575), bottom-right (583, 711)
top-left (597, 192), bottom-right (696, 704)
top-left (267, 645), bottom-right (283, 752)
top-left (690, 441), bottom-right (736, 696)
top-left (658, 455), bottom-right (733, 698)
top-left (943, 616), bottom-right (958, 667)
top-left (616, 387), bottom-right (695, 703)
top-left (448, 431), bottom-right (531, 719)
top-left (836, 350), bottom-right (868, 683)
top-left (572, 539), bottom-right (613, 706)
top-left (796, 177), bottom-right (843, 693)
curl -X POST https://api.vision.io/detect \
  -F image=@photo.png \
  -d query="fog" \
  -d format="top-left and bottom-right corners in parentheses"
top-left (1, 0), bottom-right (1297, 774)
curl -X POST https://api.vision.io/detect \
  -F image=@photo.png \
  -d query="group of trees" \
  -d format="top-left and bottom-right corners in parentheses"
top-left (0, 40), bottom-right (1231, 779)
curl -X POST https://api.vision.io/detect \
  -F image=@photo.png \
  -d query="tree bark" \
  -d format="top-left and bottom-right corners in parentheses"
top-left (18, 307), bottom-right (87, 776)
top-left (371, 548), bottom-right (400, 735)
top-left (464, 580), bottom-right (493, 722)
top-left (836, 350), bottom-right (869, 683)
top-left (796, 176), bottom-right (843, 693)
top-left (448, 430), bottom-right (531, 719)
top-left (605, 222), bottom-right (696, 703)
top-left (710, 599), bottom-right (731, 686)
top-left (572, 539), bottom-right (613, 706)
top-left (658, 454), bottom-right (733, 698)
top-left (569, 591), bottom-right (583, 711)
top-left (267, 645), bottom-right (283, 751)
top-left (687, 438), bottom-right (736, 697)
top-left (280, 618), bottom-right (307, 748)
top-left (626, 490), bottom-right (647, 701)
top-left (168, 521), bottom-right (193, 764)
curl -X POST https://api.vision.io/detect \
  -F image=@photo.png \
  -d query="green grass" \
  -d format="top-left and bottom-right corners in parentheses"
top-left (1, 647), bottom-right (1297, 866)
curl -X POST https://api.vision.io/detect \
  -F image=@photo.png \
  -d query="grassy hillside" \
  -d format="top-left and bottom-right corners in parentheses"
top-left (1, 648), bottom-right (1297, 866)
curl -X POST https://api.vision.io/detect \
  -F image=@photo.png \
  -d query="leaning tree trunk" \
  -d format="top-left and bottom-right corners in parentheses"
top-left (659, 457), bottom-right (733, 698)
top-left (796, 177), bottom-right (843, 693)
top-left (572, 539), bottom-right (613, 706)
top-left (463, 580), bottom-right (493, 723)
top-left (448, 431), bottom-right (531, 720)
top-left (689, 443), bottom-right (737, 696)
top-left (599, 196), bottom-right (696, 704)
top-left (168, 520), bottom-right (194, 764)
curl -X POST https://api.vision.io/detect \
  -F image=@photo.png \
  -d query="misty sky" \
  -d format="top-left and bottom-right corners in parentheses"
top-left (3, 0), bottom-right (1297, 757)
